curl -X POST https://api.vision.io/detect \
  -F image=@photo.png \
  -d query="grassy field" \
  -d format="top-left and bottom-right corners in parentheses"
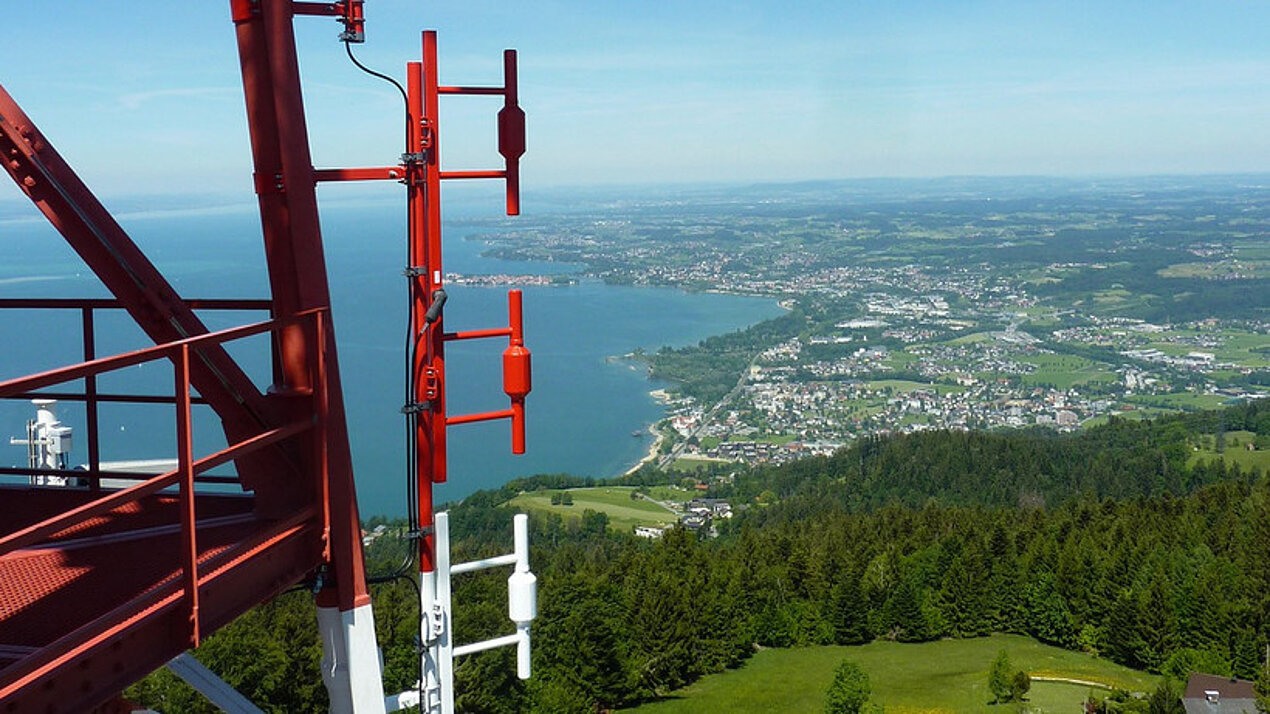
top-left (1188, 430), bottom-right (1270, 472)
top-left (670, 456), bottom-right (729, 472)
top-left (643, 485), bottom-right (696, 502)
top-left (506, 486), bottom-right (677, 532)
top-left (867, 379), bottom-right (965, 396)
top-left (1018, 353), bottom-right (1114, 390)
top-left (624, 635), bottom-right (1159, 714)
top-left (1125, 392), bottom-right (1233, 412)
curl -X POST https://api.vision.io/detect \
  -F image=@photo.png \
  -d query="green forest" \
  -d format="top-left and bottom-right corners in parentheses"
top-left (127, 400), bottom-right (1270, 712)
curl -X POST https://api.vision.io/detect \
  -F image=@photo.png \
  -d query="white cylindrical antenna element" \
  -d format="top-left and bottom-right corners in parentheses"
top-left (516, 625), bottom-right (531, 679)
top-left (509, 513), bottom-right (536, 624)
top-left (513, 513), bottom-right (529, 572)
top-left (33, 398), bottom-right (57, 426)
top-left (507, 570), bottom-right (537, 624)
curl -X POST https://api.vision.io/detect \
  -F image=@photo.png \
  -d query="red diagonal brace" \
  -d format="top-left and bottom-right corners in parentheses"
top-left (0, 83), bottom-right (289, 495)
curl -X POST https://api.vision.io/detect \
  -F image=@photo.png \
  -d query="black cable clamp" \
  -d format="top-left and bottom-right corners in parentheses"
top-left (404, 526), bottom-right (434, 540)
top-left (401, 401), bottom-right (432, 415)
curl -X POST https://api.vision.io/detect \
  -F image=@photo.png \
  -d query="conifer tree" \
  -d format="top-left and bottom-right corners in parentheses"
top-left (987, 649), bottom-right (1013, 704)
top-left (1146, 679), bottom-right (1184, 714)
top-left (824, 659), bottom-right (871, 714)
top-left (831, 577), bottom-right (872, 645)
top-left (1256, 659), bottom-right (1270, 714)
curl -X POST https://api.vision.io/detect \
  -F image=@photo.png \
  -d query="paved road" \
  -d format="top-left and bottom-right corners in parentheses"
top-left (656, 352), bottom-right (760, 469)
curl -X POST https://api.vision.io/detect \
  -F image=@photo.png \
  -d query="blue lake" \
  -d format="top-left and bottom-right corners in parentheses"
top-left (0, 200), bottom-right (781, 515)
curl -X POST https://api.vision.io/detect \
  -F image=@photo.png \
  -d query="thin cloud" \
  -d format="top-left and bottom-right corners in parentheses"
top-left (116, 87), bottom-right (239, 110)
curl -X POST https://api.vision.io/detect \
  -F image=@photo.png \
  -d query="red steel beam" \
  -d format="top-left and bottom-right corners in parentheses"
top-left (443, 327), bottom-right (513, 341)
top-left (232, 0), bottom-right (369, 611)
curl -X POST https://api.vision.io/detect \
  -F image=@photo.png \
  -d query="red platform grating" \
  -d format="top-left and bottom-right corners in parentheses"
top-left (0, 488), bottom-right (255, 653)
top-left (0, 485), bottom-right (325, 709)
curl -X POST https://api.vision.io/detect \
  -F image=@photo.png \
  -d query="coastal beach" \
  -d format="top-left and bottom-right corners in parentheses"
top-left (624, 422), bottom-right (666, 476)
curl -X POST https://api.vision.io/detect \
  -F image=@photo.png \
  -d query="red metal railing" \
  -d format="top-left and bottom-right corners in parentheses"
top-left (0, 298), bottom-right (272, 489)
top-left (0, 307), bottom-right (329, 651)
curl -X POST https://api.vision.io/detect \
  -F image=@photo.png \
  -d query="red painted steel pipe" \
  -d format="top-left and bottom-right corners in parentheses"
top-left (175, 345), bottom-right (201, 646)
top-left (313, 166), bottom-right (403, 182)
top-left (443, 327), bottom-right (513, 341)
top-left (406, 57), bottom-right (436, 575)
top-left (440, 170), bottom-right (507, 180)
top-left (446, 408), bottom-right (515, 426)
top-left (423, 30), bottom-right (448, 487)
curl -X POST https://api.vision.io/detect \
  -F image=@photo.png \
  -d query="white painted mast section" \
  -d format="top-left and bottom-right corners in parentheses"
top-left (317, 602), bottom-right (387, 714)
top-left (418, 565), bottom-right (441, 714)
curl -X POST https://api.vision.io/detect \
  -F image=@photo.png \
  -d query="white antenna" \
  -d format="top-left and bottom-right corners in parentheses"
top-left (390, 512), bottom-right (537, 714)
top-left (9, 399), bottom-right (73, 486)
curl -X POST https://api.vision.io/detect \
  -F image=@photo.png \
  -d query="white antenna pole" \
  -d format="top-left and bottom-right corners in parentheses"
top-left (392, 513), bottom-right (535, 714)
top-left (435, 513), bottom-right (456, 714)
top-left (509, 514), bottom-right (535, 679)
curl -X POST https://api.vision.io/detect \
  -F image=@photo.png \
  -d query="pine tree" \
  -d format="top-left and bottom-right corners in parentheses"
top-left (937, 552), bottom-right (988, 637)
top-left (886, 577), bottom-right (928, 642)
top-left (1232, 631), bottom-right (1261, 680)
top-left (824, 659), bottom-right (871, 714)
top-left (831, 577), bottom-right (872, 645)
top-left (988, 649), bottom-right (1014, 704)
top-left (1010, 670), bottom-right (1031, 702)
top-left (1146, 679), bottom-right (1185, 714)
top-left (1106, 589), bottom-right (1143, 668)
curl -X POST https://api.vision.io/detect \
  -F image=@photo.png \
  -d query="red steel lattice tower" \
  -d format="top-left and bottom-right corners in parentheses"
top-left (0, 2), bottom-right (528, 712)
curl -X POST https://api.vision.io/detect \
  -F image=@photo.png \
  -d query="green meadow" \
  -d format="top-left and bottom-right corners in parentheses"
top-left (625, 635), bottom-right (1159, 714)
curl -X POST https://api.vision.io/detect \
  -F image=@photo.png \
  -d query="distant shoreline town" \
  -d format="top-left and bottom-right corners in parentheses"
top-left (444, 272), bottom-right (577, 287)
top-left (465, 178), bottom-right (1270, 475)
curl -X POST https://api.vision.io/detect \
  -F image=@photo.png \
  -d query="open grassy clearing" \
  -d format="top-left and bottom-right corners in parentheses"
top-left (641, 485), bottom-right (695, 502)
top-left (624, 635), bottom-right (1158, 714)
top-left (1188, 430), bottom-right (1270, 472)
top-left (1125, 392), bottom-right (1234, 411)
top-left (1082, 406), bottom-right (1172, 427)
top-left (1158, 260), bottom-right (1266, 279)
top-left (506, 487), bottom-right (677, 531)
top-left (670, 456), bottom-right (729, 472)
top-left (1018, 353), bottom-right (1114, 389)
top-left (866, 379), bottom-right (964, 395)
top-left (949, 331), bottom-right (995, 345)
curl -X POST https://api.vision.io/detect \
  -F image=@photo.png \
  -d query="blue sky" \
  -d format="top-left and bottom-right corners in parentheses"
top-left (3, 1), bottom-right (1268, 198)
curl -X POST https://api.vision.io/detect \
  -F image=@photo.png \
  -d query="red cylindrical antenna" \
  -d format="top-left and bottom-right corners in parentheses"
top-left (502, 289), bottom-right (532, 454)
top-left (498, 50), bottom-right (525, 216)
